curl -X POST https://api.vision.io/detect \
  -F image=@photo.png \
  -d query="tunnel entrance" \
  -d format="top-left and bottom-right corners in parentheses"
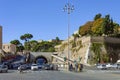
top-left (35, 56), bottom-right (48, 65)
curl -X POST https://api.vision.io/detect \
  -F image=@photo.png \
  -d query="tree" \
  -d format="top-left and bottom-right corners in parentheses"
top-left (73, 33), bottom-right (79, 38)
top-left (10, 40), bottom-right (20, 45)
top-left (20, 33), bottom-right (33, 50)
top-left (113, 23), bottom-right (119, 36)
top-left (56, 37), bottom-right (60, 42)
top-left (20, 33), bottom-right (33, 42)
top-left (109, 19), bottom-right (114, 35)
top-left (94, 13), bottom-right (102, 21)
top-left (55, 37), bottom-right (61, 45)
top-left (29, 40), bottom-right (38, 51)
top-left (10, 40), bottom-right (24, 52)
top-left (102, 14), bottom-right (111, 35)
top-left (92, 18), bottom-right (104, 36)
top-left (17, 44), bottom-right (24, 52)
top-left (31, 41), bottom-right (56, 52)
top-left (79, 21), bottom-right (93, 36)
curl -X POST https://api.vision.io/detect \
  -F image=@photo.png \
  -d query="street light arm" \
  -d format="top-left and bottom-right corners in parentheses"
top-left (63, 3), bottom-right (74, 14)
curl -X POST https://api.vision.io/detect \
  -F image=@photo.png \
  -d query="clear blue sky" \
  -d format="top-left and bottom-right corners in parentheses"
top-left (0, 0), bottom-right (120, 43)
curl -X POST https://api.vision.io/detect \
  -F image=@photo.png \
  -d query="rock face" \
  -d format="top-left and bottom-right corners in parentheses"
top-left (55, 36), bottom-right (91, 65)
top-left (55, 36), bottom-right (120, 65)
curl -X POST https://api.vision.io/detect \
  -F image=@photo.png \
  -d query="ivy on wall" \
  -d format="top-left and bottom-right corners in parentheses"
top-left (90, 43), bottom-right (102, 63)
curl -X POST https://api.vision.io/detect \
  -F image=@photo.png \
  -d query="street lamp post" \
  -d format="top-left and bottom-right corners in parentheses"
top-left (63, 1), bottom-right (74, 71)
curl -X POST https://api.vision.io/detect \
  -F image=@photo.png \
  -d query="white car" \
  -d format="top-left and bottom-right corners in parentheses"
top-left (106, 63), bottom-right (112, 69)
top-left (31, 64), bottom-right (38, 70)
top-left (117, 60), bottom-right (120, 63)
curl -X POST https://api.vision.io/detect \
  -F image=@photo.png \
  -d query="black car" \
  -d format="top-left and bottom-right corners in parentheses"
top-left (42, 64), bottom-right (51, 70)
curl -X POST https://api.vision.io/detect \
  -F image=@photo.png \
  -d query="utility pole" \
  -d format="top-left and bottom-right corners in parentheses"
top-left (63, 0), bottom-right (74, 71)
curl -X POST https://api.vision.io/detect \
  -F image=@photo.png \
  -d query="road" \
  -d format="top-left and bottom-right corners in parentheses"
top-left (0, 70), bottom-right (120, 80)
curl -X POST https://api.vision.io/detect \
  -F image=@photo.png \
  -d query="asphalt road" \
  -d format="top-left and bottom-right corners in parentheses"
top-left (0, 70), bottom-right (119, 80)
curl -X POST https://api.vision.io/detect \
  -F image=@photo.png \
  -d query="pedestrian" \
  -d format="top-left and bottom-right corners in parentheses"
top-left (75, 63), bottom-right (78, 72)
top-left (80, 64), bottom-right (83, 71)
top-left (78, 63), bottom-right (80, 72)
top-left (18, 65), bottom-right (22, 73)
top-left (70, 64), bottom-right (73, 71)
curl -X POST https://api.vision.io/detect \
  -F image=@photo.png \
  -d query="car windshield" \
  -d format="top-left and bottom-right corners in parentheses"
top-left (0, 65), bottom-right (7, 68)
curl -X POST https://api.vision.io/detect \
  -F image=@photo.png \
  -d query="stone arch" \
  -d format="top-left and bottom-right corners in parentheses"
top-left (35, 55), bottom-right (48, 64)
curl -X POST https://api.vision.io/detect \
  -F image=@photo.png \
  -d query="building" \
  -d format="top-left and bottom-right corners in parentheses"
top-left (37, 39), bottom-right (43, 43)
top-left (0, 26), bottom-right (2, 49)
top-left (48, 39), bottom-right (56, 42)
top-left (2, 43), bottom-right (16, 54)
top-left (0, 26), bottom-right (3, 62)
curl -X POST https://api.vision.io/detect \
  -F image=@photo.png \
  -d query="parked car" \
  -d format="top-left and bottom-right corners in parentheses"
top-left (53, 64), bottom-right (58, 70)
top-left (111, 63), bottom-right (118, 69)
top-left (0, 65), bottom-right (8, 73)
top-left (11, 63), bottom-right (22, 69)
top-left (31, 64), bottom-right (38, 70)
top-left (97, 64), bottom-right (107, 70)
top-left (25, 64), bottom-right (32, 69)
top-left (42, 64), bottom-right (51, 70)
top-left (37, 64), bottom-right (43, 69)
top-left (49, 64), bottom-right (54, 70)
top-left (106, 63), bottom-right (113, 69)
top-left (117, 60), bottom-right (120, 63)
top-left (111, 63), bottom-right (120, 69)
top-left (117, 63), bottom-right (120, 69)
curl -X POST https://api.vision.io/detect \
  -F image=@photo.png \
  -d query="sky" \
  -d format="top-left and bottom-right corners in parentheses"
top-left (0, 0), bottom-right (120, 44)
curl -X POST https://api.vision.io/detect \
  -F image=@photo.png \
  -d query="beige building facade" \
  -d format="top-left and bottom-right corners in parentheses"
top-left (2, 44), bottom-right (16, 54)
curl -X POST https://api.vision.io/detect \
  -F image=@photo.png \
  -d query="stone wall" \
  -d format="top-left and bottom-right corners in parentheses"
top-left (91, 36), bottom-right (120, 43)
top-left (55, 36), bottom-right (120, 65)
top-left (30, 52), bottom-right (54, 63)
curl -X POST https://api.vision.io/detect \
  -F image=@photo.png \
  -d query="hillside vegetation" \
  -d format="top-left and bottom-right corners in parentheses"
top-left (79, 13), bottom-right (120, 37)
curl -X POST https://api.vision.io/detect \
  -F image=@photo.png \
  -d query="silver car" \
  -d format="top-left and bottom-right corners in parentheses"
top-left (31, 64), bottom-right (38, 70)
top-left (0, 65), bottom-right (8, 73)
top-left (97, 64), bottom-right (107, 70)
